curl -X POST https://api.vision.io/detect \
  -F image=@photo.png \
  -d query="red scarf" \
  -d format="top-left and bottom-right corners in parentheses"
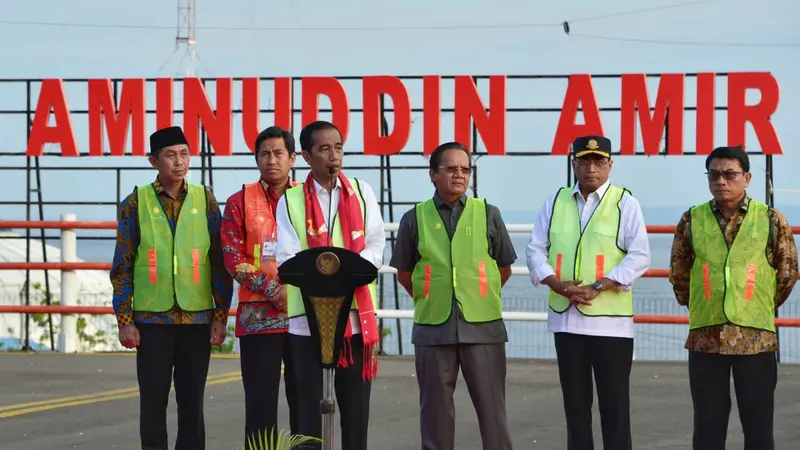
top-left (302, 171), bottom-right (379, 381)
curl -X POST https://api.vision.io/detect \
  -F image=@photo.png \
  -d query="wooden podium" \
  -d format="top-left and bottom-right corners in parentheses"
top-left (278, 246), bottom-right (378, 449)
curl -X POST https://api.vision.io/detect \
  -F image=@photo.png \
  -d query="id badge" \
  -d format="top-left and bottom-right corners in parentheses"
top-left (262, 240), bottom-right (277, 258)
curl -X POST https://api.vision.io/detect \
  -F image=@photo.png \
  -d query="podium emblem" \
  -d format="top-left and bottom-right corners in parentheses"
top-left (316, 251), bottom-right (340, 276)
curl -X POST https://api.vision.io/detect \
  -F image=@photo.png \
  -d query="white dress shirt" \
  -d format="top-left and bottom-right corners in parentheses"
top-left (525, 180), bottom-right (651, 338)
top-left (275, 176), bottom-right (386, 336)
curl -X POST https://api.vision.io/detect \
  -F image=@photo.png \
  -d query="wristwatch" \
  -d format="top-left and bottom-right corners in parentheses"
top-left (591, 279), bottom-right (604, 292)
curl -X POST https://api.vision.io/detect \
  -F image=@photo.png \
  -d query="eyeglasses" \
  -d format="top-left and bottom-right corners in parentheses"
top-left (438, 165), bottom-right (471, 176)
top-left (706, 170), bottom-right (745, 181)
top-left (574, 159), bottom-right (609, 168)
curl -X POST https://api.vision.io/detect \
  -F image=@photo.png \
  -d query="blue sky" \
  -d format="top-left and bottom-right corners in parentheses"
top-left (0, 0), bottom-right (798, 228)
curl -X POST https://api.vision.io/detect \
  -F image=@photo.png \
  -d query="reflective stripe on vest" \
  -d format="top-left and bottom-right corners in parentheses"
top-left (238, 181), bottom-right (300, 303)
top-left (410, 197), bottom-right (502, 325)
top-left (283, 178), bottom-right (377, 318)
top-left (688, 200), bottom-right (776, 332)
top-left (547, 184), bottom-right (633, 316)
top-left (132, 183), bottom-right (213, 312)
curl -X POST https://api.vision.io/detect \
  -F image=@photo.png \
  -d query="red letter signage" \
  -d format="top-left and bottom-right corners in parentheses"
top-left (551, 75), bottom-right (604, 155)
top-left (21, 72), bottom-right (783, 157)
top-left (301, 77), bottom-right (350, 143)
top-left (242, 77), bottom-right (293, 153)
top-left (454, 75), bottom-right (507, 155)
top-left (362, 76), bottom-right (412, 156)
top-left (155, 78), bottom-right (174, 132)
top-left (620, 74), bottom-right (685, 155)
top-left (727, 72), bottom-right (781, 154)
top-left (695, 73), bottom-right (716, 155)
top-left (422, 75), bottom-right (441, 155)
top-left (87, 78), bottom-right (146, 156)
top-left (26, 79), bottom-right (79, 157)
top-left (183, 77), bottom-right (233, 156)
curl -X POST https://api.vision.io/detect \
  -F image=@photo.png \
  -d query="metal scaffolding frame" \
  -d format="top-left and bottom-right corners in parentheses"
top-left (0, 74), bottom-right (777, 357)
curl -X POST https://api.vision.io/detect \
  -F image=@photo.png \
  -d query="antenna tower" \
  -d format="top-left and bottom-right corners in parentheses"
top-left (175, 0), bottom-right (197, 77)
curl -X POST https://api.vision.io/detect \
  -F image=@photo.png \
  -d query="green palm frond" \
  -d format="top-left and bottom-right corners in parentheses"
top-left (240, 427), bottom-right (323, 450)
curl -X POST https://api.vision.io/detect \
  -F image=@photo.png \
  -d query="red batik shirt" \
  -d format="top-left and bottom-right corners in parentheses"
top-left (221, 178), bottom-right (296, 337)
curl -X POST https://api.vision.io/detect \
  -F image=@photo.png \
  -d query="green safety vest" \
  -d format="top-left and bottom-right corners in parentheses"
top-left (410, 198), bottom-right (503, 325)
top-left (547, 184), bottom-right (633, 316)
top-left (132, 183), bottom-right (214, 313)
top-left (688, 200), bottom-right (776, 331)
top-left (283, 178), bottom-right (377, 318)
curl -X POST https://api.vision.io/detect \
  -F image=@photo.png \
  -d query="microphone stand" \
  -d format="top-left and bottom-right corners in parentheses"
top-left (327, 166), bottom-right (334, 247)
top-left (321, 165), bottom-right (336, 450)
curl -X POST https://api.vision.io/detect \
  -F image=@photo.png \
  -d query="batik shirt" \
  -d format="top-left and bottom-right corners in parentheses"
top-left (110, 177), bottom-right (232, 326)
top-left (669, 194), bottom-right (797, 355)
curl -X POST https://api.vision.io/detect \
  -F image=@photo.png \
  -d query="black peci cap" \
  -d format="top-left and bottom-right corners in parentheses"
top-left (149, 126), bottom-right (189, 154)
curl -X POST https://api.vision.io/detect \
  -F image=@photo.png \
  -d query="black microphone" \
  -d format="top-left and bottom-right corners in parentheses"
top-left (327, 166), bottom-right (335, 248)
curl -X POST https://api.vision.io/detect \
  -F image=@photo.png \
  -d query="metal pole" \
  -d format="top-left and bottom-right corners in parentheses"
top-left (765, 152), bottom-right (781, 363)
top-left (24, 80), bottom-right (32, 351)
top-left (35, 157), bottom-right (55, 351)
top-left (378, 154), bottom-right (385, 349)
top-left (567, 153), bottom-right (573, 187)
top-left (176, 0), bottom-right (197, 77)
top-left (205, 130), bottom-right (214, 191)
top-left (58, 214), bottom-right (78, 353)
top-left (321, 368), bottom-right (336, 449)
top-left (470, 78), bottom-right (479, 199)
top-left (379, 93), bottom-right (403, 354)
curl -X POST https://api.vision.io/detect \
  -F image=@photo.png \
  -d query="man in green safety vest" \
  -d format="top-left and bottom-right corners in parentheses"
top-left (390, 141), bottom-right (517, 450)
top-left (668, 145), bottom-right (797, 450)
top-left (526, 135), bottom-right (651, 450)
top-left (110, 125), bottom-right (233, 450)
top-left (274, 120), bottom-right (386, 450)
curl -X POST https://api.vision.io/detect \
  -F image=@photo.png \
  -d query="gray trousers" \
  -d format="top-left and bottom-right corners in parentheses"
top-left (415, 343), bottom-right (513, 450)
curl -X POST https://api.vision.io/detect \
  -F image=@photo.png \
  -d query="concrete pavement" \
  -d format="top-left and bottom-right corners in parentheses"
top-left (1, 353), bottom-right (799, 449)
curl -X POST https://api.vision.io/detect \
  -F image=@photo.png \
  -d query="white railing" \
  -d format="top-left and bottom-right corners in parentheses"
top-left (376, 309), bottom-right (547, 321)
top-left (1, 218), bottom-right (546, 354)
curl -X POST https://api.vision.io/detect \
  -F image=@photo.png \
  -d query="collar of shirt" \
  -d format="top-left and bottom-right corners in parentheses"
top-left (312, 176), bottom-right (340, 195)
top-left (259, 177), bottom-right (293, 202)
top-left (571, 179), bottom-right (611, 201)
top-left (432, 191), bottom-right (467, 209)
top-left (710, 192), bottom-right (750, 214)
top-left (152, 177), bottom-right (188, 196)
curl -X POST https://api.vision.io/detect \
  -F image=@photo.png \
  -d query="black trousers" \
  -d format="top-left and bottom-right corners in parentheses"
top-left (553, 332), bottom-right (634, 450)
top-left (239, 332), bottom-right (299, 449)
top-left (136, 323), bottom-right (211, 450)
top-left (291, 333), bottom-right (372, 450)
top-left (689, 350), bottom-right (778, 450)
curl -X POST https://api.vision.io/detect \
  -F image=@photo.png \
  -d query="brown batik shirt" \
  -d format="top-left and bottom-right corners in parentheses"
top-left (669, 193), bottom-right (798, 355)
